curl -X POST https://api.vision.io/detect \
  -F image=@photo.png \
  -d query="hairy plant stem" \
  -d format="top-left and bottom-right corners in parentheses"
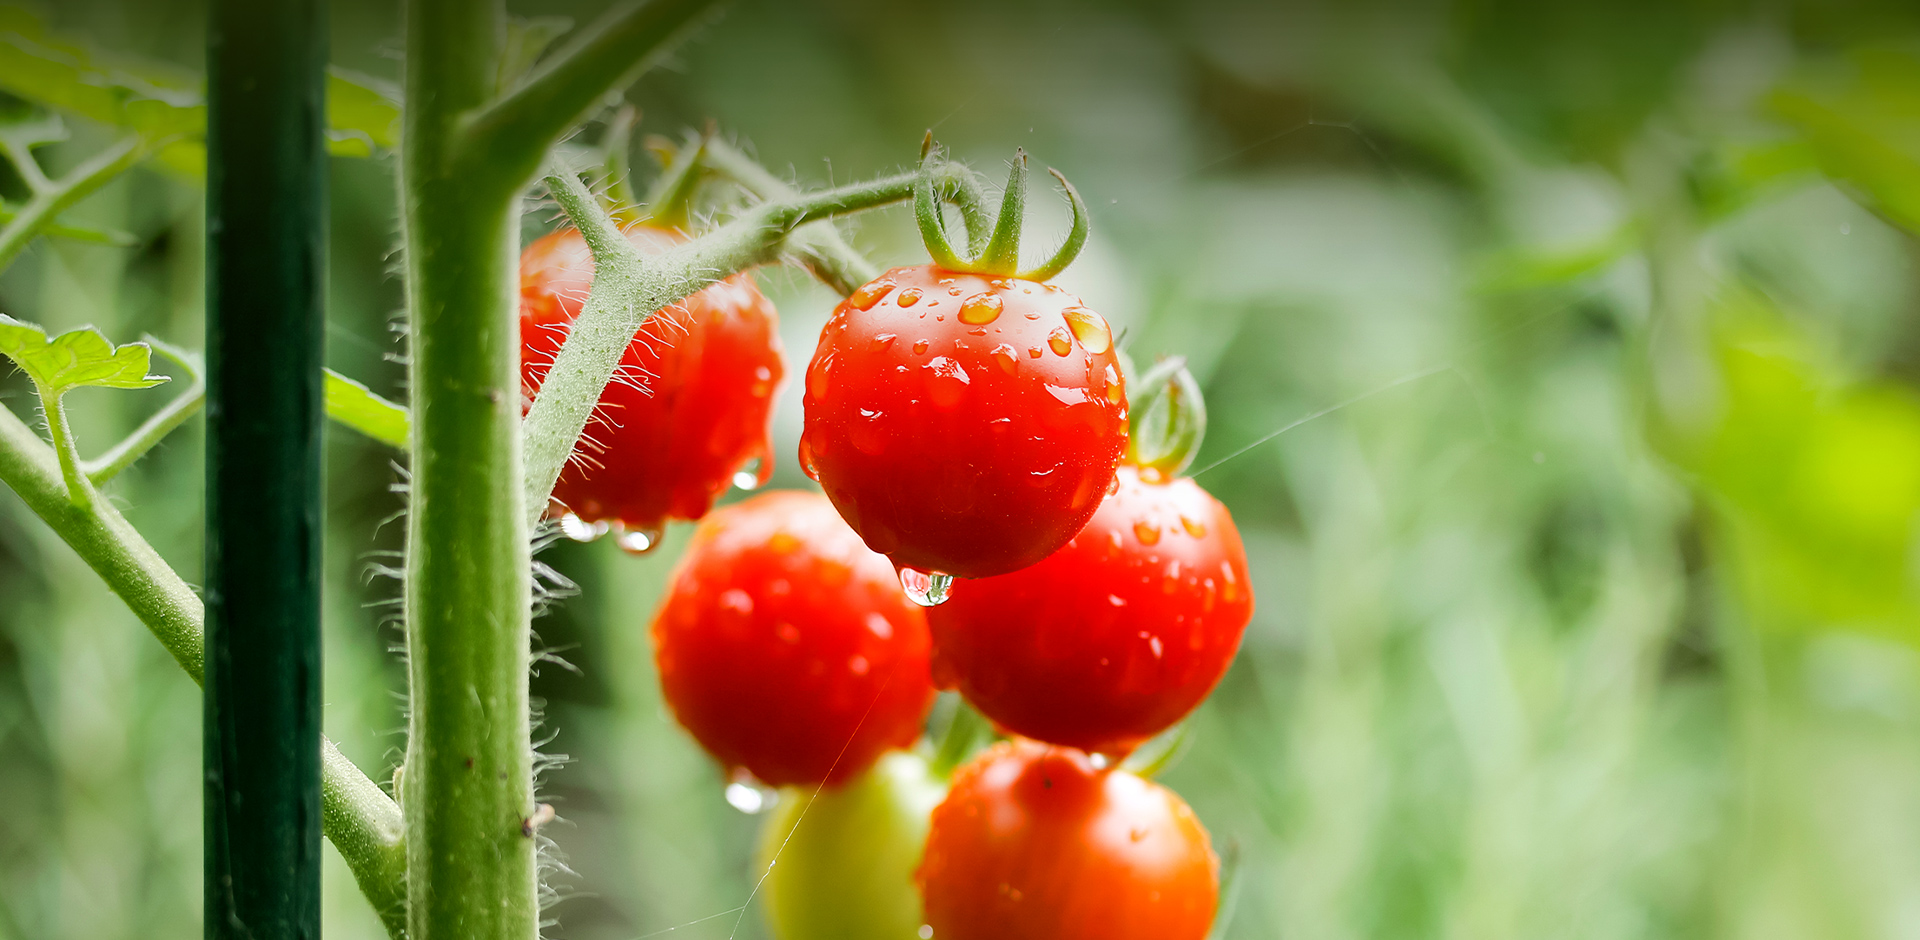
top-left (524, 162), bottom-right (977, 521)
top-left (0, 135), bottom-right (147, 272)
top-left (400, 1), bottom-right (718, 937)
top-left (0, 402), bottom-right (409, 937)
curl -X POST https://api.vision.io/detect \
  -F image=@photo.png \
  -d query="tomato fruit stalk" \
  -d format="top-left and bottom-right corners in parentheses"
top-left (519, 224), bottom-right (782, 546)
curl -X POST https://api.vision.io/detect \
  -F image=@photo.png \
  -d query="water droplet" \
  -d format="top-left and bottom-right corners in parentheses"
top-left (865, 612), bottom-right (894, 639)
top-left (991, 344), bottom-right (1019, 374)
top-left (733, 457), bottom-right (765, 491)
top-left (870, 332), bottom-right (897, 353)
top-left (897, 287), bottom-right (923, 307)
top-left (1089, 752), bottom-right (1111, 770)
top-left (1150, 636), bottom-right (1164, 658)
top-left (617, 526), bottom-right (665, 555)
top-left (1048, 327), bottom-right (1073, 356)
top-left (920, 926), bottom-right (934, 940)
top-left (1108, 593), bottom-right (1127, 607)
top-left (848, 279), bottom-right (893, 310)
top-left (1180, 515), bottom-right (1207, 538)
top-left (899, 567), bottom-right (955, 607)
top-left (1133, 520), bottom-right (1162, 545)
top-left (725, 778), bottom-right (779, 814)
top-left (959, 292), bottom-right (1003, 325)
top-left (947, 286), bottom-right (963, 296)
top-left (807, 353), bottom-right (833, 399)
top-left (558, 513), bottom-right (608, 543)
top-left (1104, 363), bottom-right (1123, 403)
top-left (721, 588), bottom-right (754, 616)
top-left (1027, 345), bottom-right (1044, 358)
top-left (798, 435), bottom-right (820, 481)
top-left (912, 339), bottom-right (930, 355)
top-left (1106, 474), bottom-right (1120, 496)
top-left (925, 356), bottom-right (971, 408)
top-left (1062, 307), bottom-right (1112, 354)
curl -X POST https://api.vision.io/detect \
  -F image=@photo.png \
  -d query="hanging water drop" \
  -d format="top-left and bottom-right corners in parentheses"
top-left (724, 778), bottom-right (779, 814)
top-left (617, 525), bottom-right (665, 555)
top-left (899, 567), bottom-right (955, 607)
top-left (732, 457), bottom-right (764, 491)
top-left (558, 513), bottom-right (608, 543)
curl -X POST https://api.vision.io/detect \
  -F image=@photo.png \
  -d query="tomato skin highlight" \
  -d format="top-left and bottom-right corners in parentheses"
top-left (758, 751), bottom-right (946, 940)
top-left (917, 739), bottom-right (1219, 940)
top-left (801, 264), bottom-right (1128, 580)
top-left (926, 465), bottom-right (1253, 755)
top-left (651, 491), bottom-right (935, 787)
top-left (519, 226), bottom-right (784, 532)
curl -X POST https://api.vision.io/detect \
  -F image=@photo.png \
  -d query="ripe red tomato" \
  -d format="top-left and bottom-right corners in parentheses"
top-left (801, 264), bottom-right (1127, 582)
top-left (917, 739), bottom-right (1219, 940)
top-left (519, 225), bottom-right (783, 540)
top-left (652, 490), bottom-right (935, 787)
top-left (926, 465), bottom-right (1252, 755)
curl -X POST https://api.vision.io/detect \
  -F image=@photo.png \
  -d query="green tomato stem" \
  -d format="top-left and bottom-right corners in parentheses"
top-left (702, 137), bottom-right (881, 295)
top-left (525, 160), bottom-right (978, 525)
top-left (84, 378), bottom-right (207, 485)
top-left (0, 134), bottom-right (148, 274)
top-left (0, 402), bottom-right (409, 938)
top-left (35, 384), bottom-right (93, 510)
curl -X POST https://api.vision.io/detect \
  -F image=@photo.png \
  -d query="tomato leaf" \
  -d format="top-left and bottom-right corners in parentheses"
top-left (324, 368), bottom-right (409, 449)
top-left (0, 4), bottom-right (402, 170)
top-left (0, 313), bottom-right (168, 397)
top-left (1770, 46), bottom-right (1920, 236)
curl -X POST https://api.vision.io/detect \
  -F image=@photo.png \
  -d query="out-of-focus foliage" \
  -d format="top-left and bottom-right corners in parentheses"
top-left (8, 1), bottom-right (1920, 939)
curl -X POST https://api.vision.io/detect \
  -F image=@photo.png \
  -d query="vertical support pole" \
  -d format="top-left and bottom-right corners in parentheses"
top-left (205, 0), bottom-right (327, 935)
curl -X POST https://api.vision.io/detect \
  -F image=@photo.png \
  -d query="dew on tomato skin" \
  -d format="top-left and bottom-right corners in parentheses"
top-left (897, 287), bottom-right (923, 307)
top-left (617, 525), bottom-right (665, 555)
top-left (918, 926), bottom-right (933, 940)
top-left (925, 356), bottom-right (971, 408)
top-left (848, 279), bottom-right (894, 310)
top-left (947, 286), bottom-right (962, 296)
top-left (558, 513), bottom-right (609, 543)
top-left (719, 588), bottom-right (754, 617)
top-left (1107, 474), bottom-right (1121, 496)
top-left (1044, 384), bottom-right (1090, 406)
top-left (912, 339), bottom-right (930, 355)
top-left (1063, 307), bottom-right (1113, 354)
top-left (1108, 594), bottom-right (1127, 607)
top-left (865, 612), bottom-right (893, 639)
top-left (899, 567), bottom-right (955, 607)
top-left (798, 435), bottom-right (820, 481)
top-left (806, 353), bottom-right (833, 398)
top-left (1180, 515), bottom-right (1207, 538)
top-left (1134, 520), bottom-right (1162, 545)
top-left (959, 292), bottom-right (1003, 325)
top-left (870, 332), bottom-right (897, 352)
top-left (1027, 345), bottom-right (1044, 358)
top-left (1048, 327), bottom-right (1073, 356)
top-left (1104, 363), bottom-right (1124, 403)
top-left (991, 344), bottom-right (1019, 374)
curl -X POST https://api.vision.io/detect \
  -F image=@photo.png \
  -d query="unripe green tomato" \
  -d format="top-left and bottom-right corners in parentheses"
top-left (757, 750), bottom-right (946, 940)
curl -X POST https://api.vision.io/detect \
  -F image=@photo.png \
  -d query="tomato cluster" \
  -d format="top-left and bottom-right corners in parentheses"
top-left (523, 147), bottom-right (1252, 940)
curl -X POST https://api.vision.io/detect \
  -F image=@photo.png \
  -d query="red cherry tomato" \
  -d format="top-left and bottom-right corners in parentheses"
top-left (917, 739), bottom-right (1219, 940)
top-left (652, 490), bottom-right (935, 787)
top-left (800, 264), bottom-right (1128, 581)
top-left (926, 465), bottom-right (1252, 755)
top-left (520, 225), bottom-right (783, 536)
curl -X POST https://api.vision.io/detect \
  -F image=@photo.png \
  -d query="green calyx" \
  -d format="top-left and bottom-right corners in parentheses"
top-left (913, 141), bottom-right (1089, 281)
top-left (1126, 356), bottom-right (1207, 479)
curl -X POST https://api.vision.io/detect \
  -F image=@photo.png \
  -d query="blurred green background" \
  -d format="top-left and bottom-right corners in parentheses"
top-left (7, 0), bottom-right (1920, 937)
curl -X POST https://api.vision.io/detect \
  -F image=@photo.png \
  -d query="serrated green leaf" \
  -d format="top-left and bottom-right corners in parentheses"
top-left (325, 368), bottom-right (409, 449)
top-left (0, 313), bottom-right (167, 397)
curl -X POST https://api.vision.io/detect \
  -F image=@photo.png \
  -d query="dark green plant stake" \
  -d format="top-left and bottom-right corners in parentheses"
top-left (205, 0), bottom-right (326, 937)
